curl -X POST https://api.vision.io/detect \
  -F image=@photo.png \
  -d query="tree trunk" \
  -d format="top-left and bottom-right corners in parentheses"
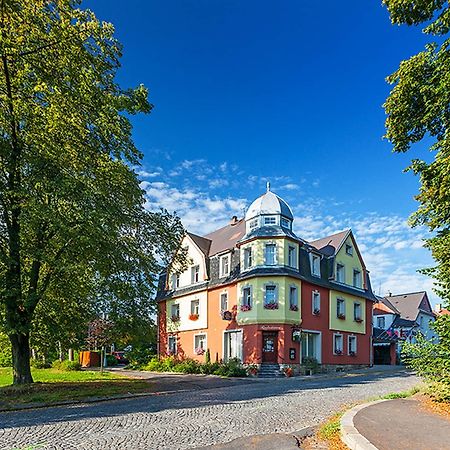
top-left (10, 333), bottom-right (33, 384)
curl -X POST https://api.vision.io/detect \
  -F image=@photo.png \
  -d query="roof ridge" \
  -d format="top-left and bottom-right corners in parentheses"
top-left (309, 228), bottom-right (351, 243)
top-left (385, 291), bottom-right (426, 298)
top-left (203, 218), bottom-right (244, 238)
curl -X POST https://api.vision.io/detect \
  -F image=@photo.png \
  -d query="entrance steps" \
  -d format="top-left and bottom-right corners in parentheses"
top-left (258, 363), bottom-right (283, 378)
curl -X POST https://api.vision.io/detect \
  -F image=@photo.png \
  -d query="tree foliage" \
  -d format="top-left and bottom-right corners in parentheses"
top-left (0, 0), bottom-right (185, 384)
top-left (384, 0), bottom-right (450, 304)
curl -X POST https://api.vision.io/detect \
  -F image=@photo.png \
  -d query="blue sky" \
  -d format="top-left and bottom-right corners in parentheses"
top-left (84, 1), bottom-right (439, 303)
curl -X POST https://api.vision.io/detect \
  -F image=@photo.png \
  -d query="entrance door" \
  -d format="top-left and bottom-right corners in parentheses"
top-left (262, 332), bottom-right (278, 363)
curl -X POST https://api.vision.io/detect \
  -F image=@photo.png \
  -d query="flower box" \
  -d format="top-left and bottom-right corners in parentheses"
top-left (240, 305), bottom-right (252, 312)
top-left (354, 318), bottom-right (363, 323)
top-left (313, 308), bottom-right (320, 315)
top-left (349, 350), bottom-right (356, 356)
top-left (264, 303), bottom-right (279, 310)
top-left (334, 349), bottom-right (343, 355)
top-left (290, 305), bottom-right (299, 312)
top-left (171, 315), bottom-right (180, 322)
top-left (337, 313), bottom-right (346, 320)
top-left (195, 347), bottom-right (205, 355)
top-left (189, 313), bottom-right (199, 321)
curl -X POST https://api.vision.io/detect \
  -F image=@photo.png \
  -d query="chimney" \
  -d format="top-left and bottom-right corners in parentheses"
top-left (230, 215), bottom-right (238, 225)
top-left (388, 291), bottom-right (392, 297)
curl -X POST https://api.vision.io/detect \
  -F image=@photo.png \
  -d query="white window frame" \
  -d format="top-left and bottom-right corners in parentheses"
top-left (289, 285), bottom-right (298, 310)
top-left (310, 253), bottom-right (321, 277)
top-left (336, 263), bottom-right (345, 283)
top-left (353, 302), bottom-right (362, 321)
top-left (243, 247), bottom-right (253, 270)
top-left (264, 243), bottom-right (277, 266)
top-left (194, 333), bottom-right (207, 353)
top-left (353, 269), bottom-right (362, 288)
top-left (337, 298), bottom-right (346, 318)
top-left (345, 244), bottom-right (353, 256)
top-left (249, 219), bottom-right (258, 230)
top-left (219, 253), bottom-right (231, 278)
top-left (222, 329), bottom-right (243, 362)
top-left (168, 335), bottom-right (177, 355)
top-left (377, 316), bottom-right (386, 328)
top-left (191, 265), bottom-right (200, 284)
top-left (312, 290), bottom-right (321, 314)
top-left (348, 335), bottom-right (357, 355)
top-left (301, 330), bottom-right (322, 363)
top-left (264, 283), bottom-right (278, 306)
top-left (220, 291), bottom-right (228, 312)
top-left (288, 245), bottom-right (296, 268)
top-left (171, 303), bottom-right (180, 319)
top-left (242, 285), bottom-right (253, 307)
top-left (333, 333), bottom-right (344, 355)
top-left (190, 299), bottom-right (200, 315)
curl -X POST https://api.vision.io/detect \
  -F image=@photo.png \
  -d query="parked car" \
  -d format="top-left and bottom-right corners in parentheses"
top-left (111, 351), bottom-right (129, 365)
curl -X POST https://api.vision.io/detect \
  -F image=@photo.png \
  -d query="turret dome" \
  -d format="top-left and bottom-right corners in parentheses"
top-left (245, 183), bottom-right (294, 221)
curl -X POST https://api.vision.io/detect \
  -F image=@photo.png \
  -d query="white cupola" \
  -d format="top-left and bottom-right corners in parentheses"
top-left (245, 182), bottom-right (294, 234)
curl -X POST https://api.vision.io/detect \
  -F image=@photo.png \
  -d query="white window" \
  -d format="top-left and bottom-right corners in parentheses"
top-left (249, 219), bottom-right (258, 230)
top-left (243, 247), bottom-right (253, 270)
top-left (264, 284), bottom-right (278, 306)
top-left (333, 334), bottom-right (343, 355)
top-left (311, 254), bottom-right (321, 276)
top-left (264, 216), bottom-right (277, 225)
top-left (190, 299), bottom-right (199, 316)
top-left (354, 302), bottom-right (362, 321)
top-left (288, 245), bottom-right (296, 268)
top-left (377, 316), bottom-right (386, 328)
top-left (191, 265), bottom-right (200, 284)
top-left (353, 269), bottom-right (362, 288)
top-left (281, 218), bottom-right (291, 229)
top-left (337, 298), bottom-right (345, 318)
top-left (346, 244), bottom-right (353, 256)
top-left (194, 334), bottom-right (207, 354)
top-left (336, 263), bottom-right (345, 283)
top-left (264, 243), bottom-right (276, 265)
top-left (312, 291), bottom-right (321, 314)
top-left (219, 254), bottom-right (230, 278)
top-left (220, 292), bottom-right (228, 311)
top-left (289, 286), bottom-right (298, 310)
top-left (301, 332), bottom-right (318, 359)
top-left (242, 286), bottom-right (252, 307)
top-left (171, 273), bottom-right (180, 289)
top-left (168, 335), bottom-right (177, 355)
top-left (171, 303), bottom-right (180, 319)
top-left (348, 335), bottom-right (357, 355)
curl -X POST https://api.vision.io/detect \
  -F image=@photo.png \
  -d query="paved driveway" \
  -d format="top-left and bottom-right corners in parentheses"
top-left (0, 368), bottom-right (419, 450)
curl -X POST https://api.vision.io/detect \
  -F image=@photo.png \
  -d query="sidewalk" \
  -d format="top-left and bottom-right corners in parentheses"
top-left (351, 397), bottom-right (450, 450)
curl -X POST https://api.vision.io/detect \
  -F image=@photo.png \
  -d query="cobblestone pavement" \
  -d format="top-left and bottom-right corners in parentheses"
top-left (0, 369), bottom-right (419, 450)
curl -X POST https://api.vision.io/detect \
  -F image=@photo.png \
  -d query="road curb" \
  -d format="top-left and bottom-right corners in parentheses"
top-left (340, 399), bottom-right (389, 450)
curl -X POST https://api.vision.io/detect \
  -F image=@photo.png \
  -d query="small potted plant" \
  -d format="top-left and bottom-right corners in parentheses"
top-left (337, 313), bottom-right (345, 320)
top-left (335, 349), bottom-right (342, 355)
top-left (355, 317), bottom-right (363, 323)
top-left (195, 347), bottom-right (205, 356)
top-left (240, 304), bottom-right (252, 312)
top-left (189, 313), bottom-right (199, 321)
top-left (349, 350), bottom-right (356, 356)
top-left (290, 305), bottom-right (299, 312)
top-left (264, 302), bottom-right (279, 310)
top-left (313, 308), bottom-right (320, 315)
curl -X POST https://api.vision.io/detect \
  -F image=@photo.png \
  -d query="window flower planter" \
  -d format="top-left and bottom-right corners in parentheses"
top-left (240, 305), bottom-right (252, 312)
top-left (290, 305), bottom-right (299, 312)
top-left (189, 313), bottom-right (199, 321)
top-left (334, 349), bottom-right (343, 355)
top-left (337, 313), bottom-right (346, 320)
top-left (349, 351), bottom-right (356, 356)
top-left (195, 347), bottom-right (205, 355)
top-left (264, 303), bottom-right (279, 310)
top-left (354, 318), bottom-right (363, 323)
top-left (313, 308), bottom-right (320, 315)
top-left (171, 315), bottom-right (180, 322)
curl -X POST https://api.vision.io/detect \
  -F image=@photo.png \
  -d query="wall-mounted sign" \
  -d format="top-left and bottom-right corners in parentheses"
top-left (289, 348), bottom-right (296, 360)
top-left (292, 330), bottom-right (301, 342)
top-left (222, 311), bottom-right (233, 321)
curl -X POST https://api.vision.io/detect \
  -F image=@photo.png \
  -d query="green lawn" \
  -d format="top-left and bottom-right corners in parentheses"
top-left (0, 368), bottom-right (155, 408)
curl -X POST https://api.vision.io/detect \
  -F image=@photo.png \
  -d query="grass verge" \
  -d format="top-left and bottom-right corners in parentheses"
top-left (0, 368), bottom-right (155, 408)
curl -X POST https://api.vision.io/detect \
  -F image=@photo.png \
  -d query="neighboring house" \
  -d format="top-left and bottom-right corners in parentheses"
top-left (372, 291), bottom-right (437, 364)
top-left (434, 303), bottom-right (450, 316)
top-left (157, 186), bottom-right (377, 374)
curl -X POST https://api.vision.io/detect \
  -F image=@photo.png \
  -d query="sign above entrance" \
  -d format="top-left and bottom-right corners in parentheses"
top-left (259, 325), bottom-right (282, 331)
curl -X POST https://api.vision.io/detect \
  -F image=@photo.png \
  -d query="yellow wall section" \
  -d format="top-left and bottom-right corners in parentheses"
top-left (236, 276), bottom-right (301, 325)
top-left (240, 239), bottom-right (299, 269)
top-left (335, 235), bottom-right (364, 288)
top-left (329, 290), bottom-right (366, 334)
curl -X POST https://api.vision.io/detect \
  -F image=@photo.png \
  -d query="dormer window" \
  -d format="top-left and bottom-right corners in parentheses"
top-left (249, 219), bottom-right (258, 230)
top-left (310, 254), bottom-right (321, 277)
top-left (281, 218), bottom-right (291, 230)
top-left (264, 216), bottom-right (277, 225)
top-left (191, 265), bottom-right (200, 284)
top-left (219, 254), bottom-right (230, 278)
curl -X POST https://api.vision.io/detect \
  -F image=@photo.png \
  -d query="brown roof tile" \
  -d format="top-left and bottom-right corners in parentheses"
top-left (204, 218), bottom-right (246, 256)
top-left (384, 291), bottom-right (432, 320)
top-left (187, 232), bottom-right (211, 256)
top-left (309, 229), bottom-right (350, 256)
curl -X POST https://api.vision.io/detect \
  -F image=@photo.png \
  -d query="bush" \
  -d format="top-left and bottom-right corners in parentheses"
top-left (106, 354), bottom-right (118, 367)
top-left (31, 358), bottom-right (51, 369)
top-left (0, 333), bottom-right (12, 367)
top-left (126, 346), bottom-right (156, 369)
top-left (52, 359), bottom-right (82, 371)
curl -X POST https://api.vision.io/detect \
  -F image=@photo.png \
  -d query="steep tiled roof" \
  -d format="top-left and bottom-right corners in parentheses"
top-left (187, 232), bottom-right (211, 256)
top-left (309, 229), bottom-right (350, 256)
top-left (374, 300), bottom-right (398, 316)
top-left (204, 219), bottom-right (245, 256)
top-left (385, 291), bottom-right (432, 321)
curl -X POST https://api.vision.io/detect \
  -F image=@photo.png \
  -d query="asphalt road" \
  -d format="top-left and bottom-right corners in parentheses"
top-left (0, 367), bottom-right (419, 450)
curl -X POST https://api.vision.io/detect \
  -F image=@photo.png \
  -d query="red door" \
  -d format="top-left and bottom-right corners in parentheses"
top-left (262, 332), bottom-right (278, 363)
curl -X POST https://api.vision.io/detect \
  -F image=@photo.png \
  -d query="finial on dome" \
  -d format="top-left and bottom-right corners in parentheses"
top-left (266, 181), bottom-right (270, 192)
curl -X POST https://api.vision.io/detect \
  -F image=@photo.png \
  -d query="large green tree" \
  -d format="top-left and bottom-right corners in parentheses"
top-left (0, 0), bottom-right (184, 384)
top-left (384, 0), bottom-right (450, 305)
